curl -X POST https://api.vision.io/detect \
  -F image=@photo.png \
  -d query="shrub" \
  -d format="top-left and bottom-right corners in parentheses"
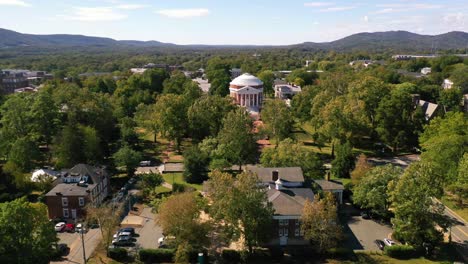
top-left (108, 247), bottom-right (127, 261)
top-left (327, 247), bottom-right (355, 260)
top-left (172, 182), bottom-right (186, 193)
top-left (385, 245), bottom-right (419, 259)
top-left (222, 249), bottom-right (241, 263)
top-left (139, 248), bottom-right (175, 263)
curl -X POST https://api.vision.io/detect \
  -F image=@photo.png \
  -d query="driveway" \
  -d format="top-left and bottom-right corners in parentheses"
top-left (341, 204), bottom-right (393, 251)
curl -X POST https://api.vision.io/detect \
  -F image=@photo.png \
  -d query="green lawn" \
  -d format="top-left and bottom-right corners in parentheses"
top-left (155, 185), bottom-right (172, 194)
top-left (441, 195), bottom-right (468, 222)
top-left (162, 173), bottom-right (203, 191)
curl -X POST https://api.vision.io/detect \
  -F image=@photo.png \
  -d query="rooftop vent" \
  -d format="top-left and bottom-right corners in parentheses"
top-left (272, 170), bottom-right (279, 181)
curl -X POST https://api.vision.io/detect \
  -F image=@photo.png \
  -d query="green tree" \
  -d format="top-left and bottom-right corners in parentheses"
top-left (54, 122), bottom-right (85, 169)
top-left (419, 112), bottom-right (468, 185)
top-left (30, 90), bottom-right (60, 147)
top-left (301, 192), bottom-right (343, 253)
top-left (261, 99), bottom-right (293, 144)
top-left (112, 145), bottom-right (142, 177)
top-left (157, 192), bottom-right (210, 251)
top-left (207, 171), bottom-right (273, 254)
top-left (331, 141), bottom-right (354, 178)
top-left (80, 125), bottom-right (102, 164)
top-left (7, 137), bottom-right (41, 172)
top-left (449, 63), bottom-right (468, 93)
top-left (353, 165), bottom-right (402, 217)
top-left (153, 94), bottom-right (188, 151)
top-left (286, 69), bottom-right (317, 86)
top-left (0, 198), bottom-right (58, 264)
top-left (439, 88), bottom-right (462, 112)
top-left (206, 57), bottom-right (231, 97)
top-left (257, 70), bottom-right (275, 95)
top-left (187, 95), bottom-right (236, 142)
top-left (375, 85), bottom-right (419, 152)
top-left (391, 161), bottom-right (445, 246)
top-left (163, 71), bottom-right (190, 94)
top-left (183, 145), bottom-right (209, 184)
top-left (213, 108), bottom-right (257, 170)
top-left (260, 138), bottom-right (323, 179)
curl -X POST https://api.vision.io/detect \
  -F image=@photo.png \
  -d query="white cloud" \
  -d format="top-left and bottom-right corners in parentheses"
top-left (116, 4), bottom-right (147, 10)
top-left (319, 6), bottom-right (356, 12)
top-left (373, 8), bottom-right (400, 14)
top-left (60, 7), bottom-right (127, 21)
top-left (0, 0), bottom-right (30, 7)
top-left (156, 8), bottom-right (210, 18)
top-left (304, 2), bottom-right (334, 7)
top-left (442, 12), bottom-right (467, 28)
top-left (363, 15), bottom-right (369, 23)
top-left (376, 3), bottom-right (442, 9)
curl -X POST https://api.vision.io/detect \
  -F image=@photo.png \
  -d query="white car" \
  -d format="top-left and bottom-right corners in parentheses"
top-left (55, 222), bottom-right (66, 232)
top-left (113, 231), bottom-right (131, 239)
top-left (75, 223), bottom-right (86, 233)
top-left (384, 238), bottom-right (396, 246)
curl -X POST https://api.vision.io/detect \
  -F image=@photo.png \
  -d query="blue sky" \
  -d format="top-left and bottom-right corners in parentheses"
top-left (0, 0), bottom-right (467, 45)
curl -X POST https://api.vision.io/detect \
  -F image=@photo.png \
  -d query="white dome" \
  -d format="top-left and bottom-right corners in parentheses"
top-left (230, 73), bottom-right (263, 87)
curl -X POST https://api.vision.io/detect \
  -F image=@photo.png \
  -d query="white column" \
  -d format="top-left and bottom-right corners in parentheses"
top-left (242, 94), bottom-right (245, 106)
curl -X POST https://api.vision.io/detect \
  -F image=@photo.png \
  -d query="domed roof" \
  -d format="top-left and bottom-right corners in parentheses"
top-left (230, 73), bottom-right (263, 87)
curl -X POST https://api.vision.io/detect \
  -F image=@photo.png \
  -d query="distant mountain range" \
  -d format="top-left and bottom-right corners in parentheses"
top-left (1, 28), bottom-right (467, 52)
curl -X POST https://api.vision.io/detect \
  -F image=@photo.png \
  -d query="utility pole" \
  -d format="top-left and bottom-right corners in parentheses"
top-left (80, 222), bottom-right (86, 264)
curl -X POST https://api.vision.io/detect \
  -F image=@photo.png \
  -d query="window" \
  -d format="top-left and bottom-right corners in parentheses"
top-left (63, 208), bottom-right (69, 218)
top-left (278, 228), bottom-right (283, 236)
top-left (295, 228), bottom-right (300, 237)
top-left (61, 197), bottom-right (68, 207)
top-left (295, 220), bottom-right (302, 237)
top-left (79, 197), bottom-right (85, 206)
top-left (279, 219), bottom-right (289, 226)
top-left (284, 228), bottom-right (288, 236)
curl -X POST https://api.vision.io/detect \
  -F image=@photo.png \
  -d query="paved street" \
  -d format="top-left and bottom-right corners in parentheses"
top-left (437, 200), bottom-right (468, 262)
top-left (51, 228), bottom-right (102, 264)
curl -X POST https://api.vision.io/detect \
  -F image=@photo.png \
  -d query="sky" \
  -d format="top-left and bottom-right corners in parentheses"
top-left (0, 0), bottom-right (467, 45)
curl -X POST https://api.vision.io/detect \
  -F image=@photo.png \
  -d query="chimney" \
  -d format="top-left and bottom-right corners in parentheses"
top-left (411, 94), bottom-right (420, 105)
top-left (325, 172), bottom-right (331, 181)
top-left (272, 170), bottom-right (279, 181)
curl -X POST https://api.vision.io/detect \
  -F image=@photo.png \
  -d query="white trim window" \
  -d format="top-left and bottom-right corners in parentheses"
top-left (279, 219), bottom-right (289, 226)
top-left (295, 220), bottom-right (301, 237)
top-left (79, 197), bottom-right (85, 206)
top-left (278, 228), bottom-right (283, 236)
top-left (61, 197), bottom-right (68, 207)
top-left (63, 208), bottom-right (69, 218)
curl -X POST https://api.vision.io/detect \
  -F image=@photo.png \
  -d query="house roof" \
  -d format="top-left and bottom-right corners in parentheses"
top-left (418, 100), bottom-right (439, 120)
top-left (65, 164), bottom-right (106, 184)
top-left (245, 166), bottom-right (305, 183)
top-left (45, 183), bottom-right (95, 197)
top-left (267, 188), bottom-right (314, 216)
top-left (230, 73), bottom-right (263, 87)
top-left (314, 180), bottom-right (345, 191)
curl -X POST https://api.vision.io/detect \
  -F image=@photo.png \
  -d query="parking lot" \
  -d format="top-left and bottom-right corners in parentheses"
top-left (116, 205), bottom-right (163, 250)
top-left (52, 228), bottom-right (102, 264)
top-left (342, 204), bottom-right (393, 251)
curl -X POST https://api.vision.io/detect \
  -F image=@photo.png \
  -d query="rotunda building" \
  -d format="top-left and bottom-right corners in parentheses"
top-left (229, 73), bottom-right (264, 110)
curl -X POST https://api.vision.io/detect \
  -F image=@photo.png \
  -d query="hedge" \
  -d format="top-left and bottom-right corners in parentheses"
top-left (139, 248), bottom-right (175, 263)
top-left (108, 247), bottom-right (127, 261)
top-left (385, 245), bottom-right (419, 259)
top-left (172, 183), bottom-right (186, 193)
top-left (327, 247), bottom-right (355, 260)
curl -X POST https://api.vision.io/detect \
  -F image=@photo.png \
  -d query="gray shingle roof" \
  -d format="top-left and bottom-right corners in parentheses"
top-left (245, 166), bottom-right (304, 183)
top-left (314, 180), bottom-right (345, 191)
top-left (45, 183), bottom-right (95, 196)
top-left (267, 188), bottom-right (314, 216)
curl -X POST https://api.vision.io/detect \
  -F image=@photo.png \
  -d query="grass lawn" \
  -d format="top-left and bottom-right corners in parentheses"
top-left (162, 173), bottom-right (203, 191)
top-left (155, 185), bottom-right (171, 194)
top-left (349, 251), bottom-right (451, 264)
top-left (441, 195), bottom-right (468, 222)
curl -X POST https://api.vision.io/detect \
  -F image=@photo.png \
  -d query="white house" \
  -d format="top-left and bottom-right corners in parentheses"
top-left (421, 67), bottom-right (431, 75)
top-left (443, 79), bottom-right (454, 89)
top-left (274, 84), bottom-right (302, 100)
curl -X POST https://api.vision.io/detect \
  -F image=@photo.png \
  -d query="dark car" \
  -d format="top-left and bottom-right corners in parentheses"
top-left (374, 240), bottom-right (385, 250)
top-left (119, 227), bottom-right (135, 236)
top-left (112, 235), bottom-right (133, 246)
top-left (51, 243), bottom-right (69, 259)
top-left (361, 211), bottom-right (371, 219)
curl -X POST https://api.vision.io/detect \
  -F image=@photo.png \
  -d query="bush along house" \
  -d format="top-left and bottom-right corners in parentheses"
top-left (244, 166), bottom-right (314, 246)
top-left (45, 164), bottom-right (110, 221)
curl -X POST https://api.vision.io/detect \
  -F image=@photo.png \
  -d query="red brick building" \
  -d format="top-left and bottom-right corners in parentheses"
top-left (45, 164), bottom-right (110, 220)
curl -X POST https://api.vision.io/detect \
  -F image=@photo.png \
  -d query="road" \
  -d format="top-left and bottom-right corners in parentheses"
top-left (133, 206), bottom-right (164, 249)
top-left (51, 228), bottom-right (102, 264)
top-left (441, 201), bottom-right (468, 262)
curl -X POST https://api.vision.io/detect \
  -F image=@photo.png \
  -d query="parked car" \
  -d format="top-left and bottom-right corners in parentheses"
top-left (55, 222), bottom-right (66, 232)
top-left (384, 238), bottom-right (396, 246)
top-left (75, 223), bottom-right (87, 233)
top-left (112, 235), bottom-right (133, 246)
top-left (64, 223), bottom-right (75, 232)
top-left (119, 227), bottom-right (135, 236)
top-left (374, 239), bottom-right (385, 250)
top-left (113, 231), bottom-right (132, 239)
top-left (139, 160), bottom-right (151, 166)
top-left (361, 211), bottom-right (371, 219)
top-left (51, 243), bottom-right (69, 259)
